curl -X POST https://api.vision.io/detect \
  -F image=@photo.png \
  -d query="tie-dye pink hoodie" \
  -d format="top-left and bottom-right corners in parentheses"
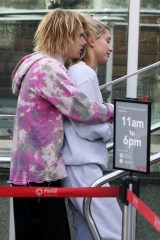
top-left (9, 52), bottom-right (114, 185)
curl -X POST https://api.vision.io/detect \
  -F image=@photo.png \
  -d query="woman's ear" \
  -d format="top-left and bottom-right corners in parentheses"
top-left (87, 37), bottom-right (95, 47)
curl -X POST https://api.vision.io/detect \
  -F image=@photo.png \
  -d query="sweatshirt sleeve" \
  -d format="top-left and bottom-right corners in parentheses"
top-left (69, 119), bottom-right (113, 142)
top-left (37, 61), bottom-right (113, 124)
top-left (66, 62), bottom-right (114, 142)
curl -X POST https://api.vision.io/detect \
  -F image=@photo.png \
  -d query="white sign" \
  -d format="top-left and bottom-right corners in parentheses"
top-left (113, 99), bottom-right (151, 173)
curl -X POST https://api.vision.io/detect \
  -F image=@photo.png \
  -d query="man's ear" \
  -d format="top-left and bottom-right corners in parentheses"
top-left (87, 37), bottom-right (95, 47)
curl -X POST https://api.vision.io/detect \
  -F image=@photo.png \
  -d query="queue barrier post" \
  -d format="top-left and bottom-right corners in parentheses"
top-left (120, 175), bottom-right (140, 240)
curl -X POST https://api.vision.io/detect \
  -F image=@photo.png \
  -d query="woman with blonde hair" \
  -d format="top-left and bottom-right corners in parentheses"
top-left (62, 18), bottom-right (122, 239)
top-left (10, 9), bottom-right (114, 240)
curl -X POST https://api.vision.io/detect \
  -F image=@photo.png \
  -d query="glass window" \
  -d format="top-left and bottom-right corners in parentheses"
top-left (0, 0), bottom-right (159, 120)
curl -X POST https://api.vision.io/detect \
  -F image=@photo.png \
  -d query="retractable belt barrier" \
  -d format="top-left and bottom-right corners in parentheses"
top-left (0, 186), bottom-right (119, 198)
top-left (127, 189), bottom-right (160, 233)
top-left (0, 185), bottom-right (160, 233)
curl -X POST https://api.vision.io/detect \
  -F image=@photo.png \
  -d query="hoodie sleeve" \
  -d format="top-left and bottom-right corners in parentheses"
top-left (66, 64), bottom-right (114, 142)
top-left (36, 60), bottom-right (113, 124)
top-left (69, 119), bottom-right (113, 142)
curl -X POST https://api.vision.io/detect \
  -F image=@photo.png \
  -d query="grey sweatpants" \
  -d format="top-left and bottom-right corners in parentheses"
top-left (62, 164), bottom-right (122, 240)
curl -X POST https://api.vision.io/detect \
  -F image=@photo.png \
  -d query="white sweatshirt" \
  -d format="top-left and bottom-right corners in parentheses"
top-left (62, 61), bottom-right (113, 170)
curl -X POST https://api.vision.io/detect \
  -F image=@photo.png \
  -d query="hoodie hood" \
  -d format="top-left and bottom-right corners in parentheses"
top-left (12, 52), bottom-right (49, 95)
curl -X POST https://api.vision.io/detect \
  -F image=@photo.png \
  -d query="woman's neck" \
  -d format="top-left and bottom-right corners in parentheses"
top-left (84, 56), bottom-right (97, 71)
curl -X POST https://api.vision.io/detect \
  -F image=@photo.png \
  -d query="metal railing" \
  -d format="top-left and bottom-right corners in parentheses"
top-left (100, 61), bottom-right (160, 89)
top-left (83, 151), bottom-right (160, 240)
top-left (0, 9), bottom-right (160, 17)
